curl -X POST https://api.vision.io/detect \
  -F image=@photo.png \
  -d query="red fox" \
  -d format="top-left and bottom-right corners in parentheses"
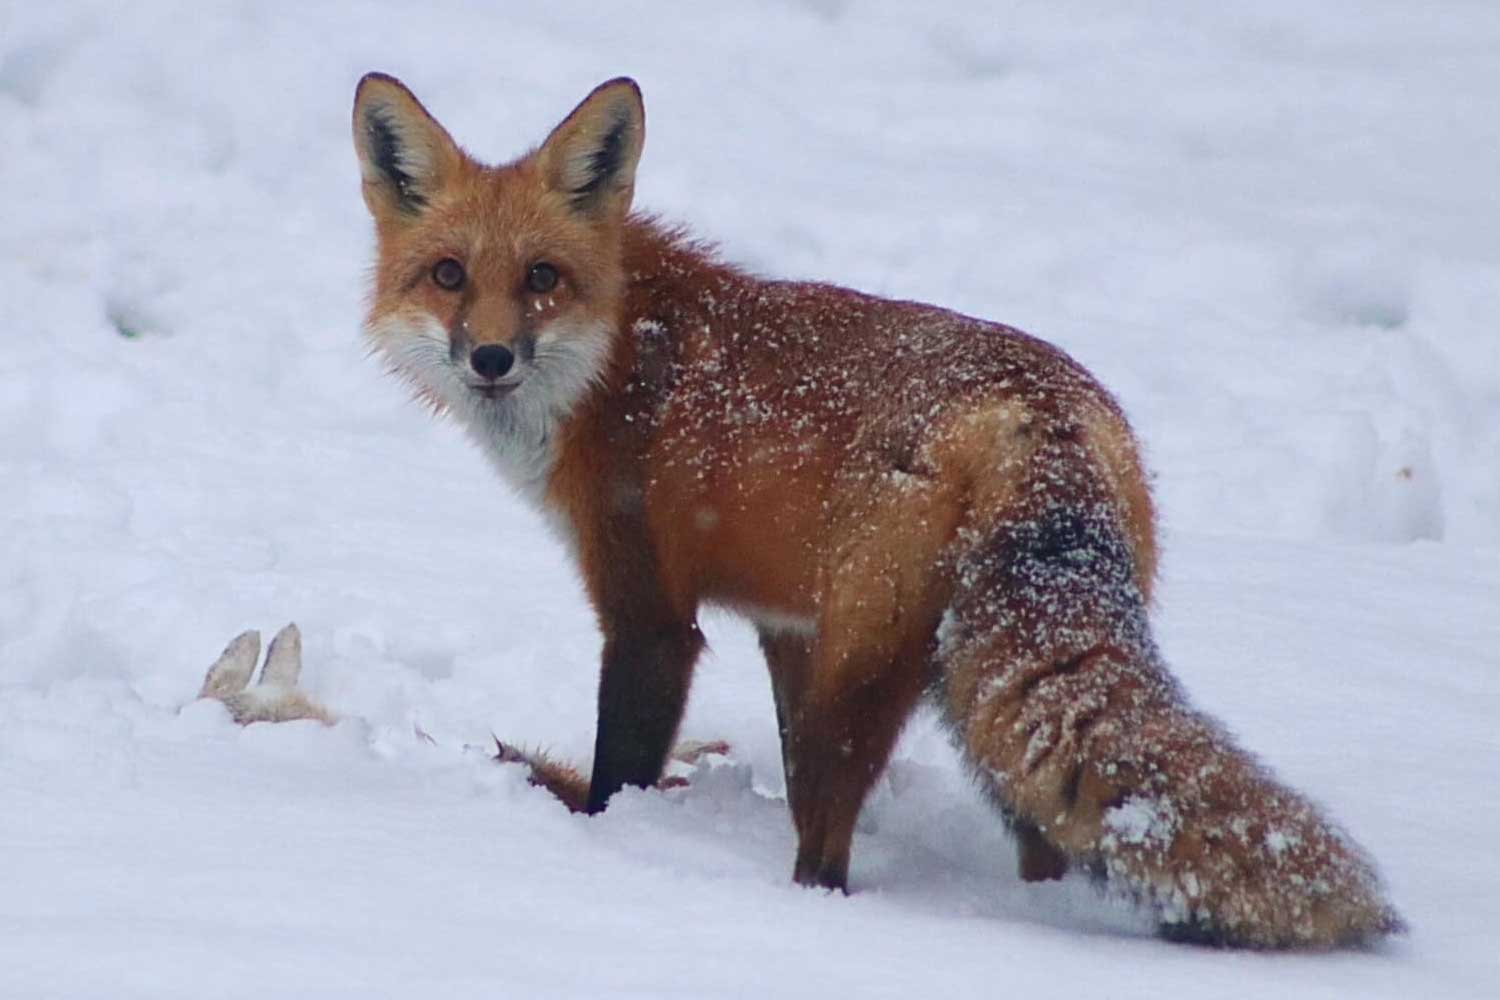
top-left (351, 73), bottom-right (1403, 948)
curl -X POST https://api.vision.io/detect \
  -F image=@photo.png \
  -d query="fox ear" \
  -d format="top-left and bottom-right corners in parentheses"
top-left (537, 78), bottom-right (644, 220)
top-left (352, 73), bottom-right (463, 220)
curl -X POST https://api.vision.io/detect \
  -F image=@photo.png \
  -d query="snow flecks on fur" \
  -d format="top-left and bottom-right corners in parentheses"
top-left (371, 217), bottom-right (1399, 950)
top-left (619, 229), bottom-right (1109, 509)
top-left (1102, 796), bottom-right (1181, 850)
top-left (607, 222), bottom-right (1400, 949)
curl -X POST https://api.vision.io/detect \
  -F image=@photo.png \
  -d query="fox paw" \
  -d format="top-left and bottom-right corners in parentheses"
top-left (198, 623), bottom-right (335, 725)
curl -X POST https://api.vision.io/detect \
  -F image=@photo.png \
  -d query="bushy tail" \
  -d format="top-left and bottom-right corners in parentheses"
top-left (934, 438), bottom-right (1403, 948)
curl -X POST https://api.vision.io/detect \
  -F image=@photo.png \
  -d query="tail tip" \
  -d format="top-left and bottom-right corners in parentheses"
top-left (1156, 895), bottom-right (1406, 950)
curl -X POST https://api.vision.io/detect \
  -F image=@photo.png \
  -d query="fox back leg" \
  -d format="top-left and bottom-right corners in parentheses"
top-left (779, 619), bottom-right (929, 891)
top-left (763, 621), bottom-right (936, 891)
top-left (769, 464), bottom-right (966, 891)
top-left (758, 629), bottom-right (812, 799)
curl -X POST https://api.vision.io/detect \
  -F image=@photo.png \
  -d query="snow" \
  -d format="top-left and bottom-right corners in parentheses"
top-left (3, 0), bottom-right (1499, 996)
top-left (1103, 796), bottom-right (1180, 850)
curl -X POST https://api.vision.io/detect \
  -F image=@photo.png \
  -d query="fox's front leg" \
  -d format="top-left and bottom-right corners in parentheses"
top-left (585, 617), bottom-right (705, 814)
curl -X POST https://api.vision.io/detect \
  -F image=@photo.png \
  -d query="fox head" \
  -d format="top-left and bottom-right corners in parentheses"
top-left (353, 73), bottom-right (644, 490)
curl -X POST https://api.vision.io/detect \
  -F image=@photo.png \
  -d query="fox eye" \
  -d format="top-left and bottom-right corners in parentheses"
top-left (525, 262), bottom-right (559, 294)
top-left (432, 258), bottom-right (465, 291)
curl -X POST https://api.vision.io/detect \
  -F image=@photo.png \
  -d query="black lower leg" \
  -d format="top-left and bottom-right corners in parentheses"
top-left (587, 620), bottom-right (704, 813)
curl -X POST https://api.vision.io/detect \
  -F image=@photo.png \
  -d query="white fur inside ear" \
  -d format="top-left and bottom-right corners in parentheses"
top-left (359, 101), bottom-right (444, 206)
top-left (544, 92), bottom-right (642, 209)
top-left (556, 128), bottom-right (622, 194)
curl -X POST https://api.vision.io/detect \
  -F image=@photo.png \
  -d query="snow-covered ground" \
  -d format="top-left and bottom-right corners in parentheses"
top-left (3, 2), bottom-right (1499, 996)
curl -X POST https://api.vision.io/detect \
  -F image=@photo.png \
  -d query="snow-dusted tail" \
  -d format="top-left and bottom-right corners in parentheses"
top-left (934, 437), bottom-right (1403, 948)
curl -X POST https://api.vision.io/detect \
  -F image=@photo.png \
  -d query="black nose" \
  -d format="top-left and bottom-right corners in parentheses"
top-left (469, 344), bottom-right (514, 380)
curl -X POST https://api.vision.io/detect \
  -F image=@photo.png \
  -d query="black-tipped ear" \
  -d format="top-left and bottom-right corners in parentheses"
top-left (537, 78), bottom-right (645, 219)
top-left (352, 73), bottom-right (463, 220)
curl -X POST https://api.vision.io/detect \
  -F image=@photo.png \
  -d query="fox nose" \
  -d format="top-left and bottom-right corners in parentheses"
top-left (469, 344), bottom-right (514, 380)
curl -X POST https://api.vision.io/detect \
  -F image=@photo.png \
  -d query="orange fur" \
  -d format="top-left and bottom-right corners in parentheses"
top-left (353, 74), bottom-right (1401, 948)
